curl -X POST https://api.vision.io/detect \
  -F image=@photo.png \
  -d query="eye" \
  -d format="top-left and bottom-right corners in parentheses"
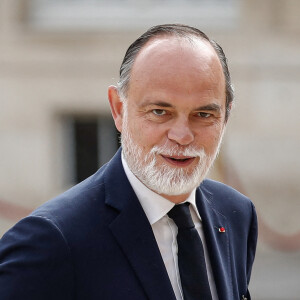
top-left (152, 109), bottom-right (166, 116)
top-left (197, 112), bottom-right (211, 118)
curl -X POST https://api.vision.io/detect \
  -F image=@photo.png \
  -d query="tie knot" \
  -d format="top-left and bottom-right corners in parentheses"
top-left (168, 203), bottom-right (195, 229)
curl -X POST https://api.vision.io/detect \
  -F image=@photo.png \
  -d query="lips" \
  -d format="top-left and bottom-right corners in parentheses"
top-left (161, 155), bottom-right (196, 167)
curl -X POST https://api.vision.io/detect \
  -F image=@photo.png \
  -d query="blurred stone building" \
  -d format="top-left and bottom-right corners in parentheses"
top-left (0, 0), bottom-right (299, 299)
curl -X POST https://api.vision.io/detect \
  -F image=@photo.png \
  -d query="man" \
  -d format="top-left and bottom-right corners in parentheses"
top-left (0, 24), bottom-right (257, 300)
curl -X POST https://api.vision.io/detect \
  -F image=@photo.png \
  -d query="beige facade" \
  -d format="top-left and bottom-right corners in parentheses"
top-left (1, 0), bottom-right (300, 299)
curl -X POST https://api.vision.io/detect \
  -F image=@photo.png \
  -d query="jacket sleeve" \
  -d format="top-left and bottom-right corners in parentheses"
top-left (0, 216), bottom-right (75, 300)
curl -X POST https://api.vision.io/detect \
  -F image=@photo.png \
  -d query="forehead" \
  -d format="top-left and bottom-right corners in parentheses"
top-left (132, 36), bottom-right (221, 76)
top-left (127, 36), bottom-right (225, 106)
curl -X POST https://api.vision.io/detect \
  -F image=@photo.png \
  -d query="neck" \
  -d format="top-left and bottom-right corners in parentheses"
top-left (159, 192), bottom-right (191, 204)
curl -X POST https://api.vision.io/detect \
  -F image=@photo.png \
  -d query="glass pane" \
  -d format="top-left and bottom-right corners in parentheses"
top-left (74, 119), bottom-right (99, 183)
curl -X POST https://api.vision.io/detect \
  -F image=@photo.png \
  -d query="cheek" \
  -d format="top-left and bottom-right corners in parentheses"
top-left (132, 121), bottom-right (166, 148)
top-left (194, 126), bottom-right (224, 151)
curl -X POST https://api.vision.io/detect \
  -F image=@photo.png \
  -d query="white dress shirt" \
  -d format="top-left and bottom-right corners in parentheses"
top-left (122, 155), bottom-right (219, 300)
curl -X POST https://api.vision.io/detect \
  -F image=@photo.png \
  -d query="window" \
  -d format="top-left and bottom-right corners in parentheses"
top-left (28, 0), bottom-right (239, 31)
top-left (64, 115), bottom-right (119, 184)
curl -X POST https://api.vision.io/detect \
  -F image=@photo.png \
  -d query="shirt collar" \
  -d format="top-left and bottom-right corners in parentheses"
top-left (121, 152), bottom-right (201, 225)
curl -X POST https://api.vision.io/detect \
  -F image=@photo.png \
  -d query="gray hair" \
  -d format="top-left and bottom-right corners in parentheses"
top-left (117, 24), bottom-right (234, 121)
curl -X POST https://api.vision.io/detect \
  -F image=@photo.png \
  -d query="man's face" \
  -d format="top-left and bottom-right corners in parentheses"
top-left (109, 37), bottom-right (227, 203)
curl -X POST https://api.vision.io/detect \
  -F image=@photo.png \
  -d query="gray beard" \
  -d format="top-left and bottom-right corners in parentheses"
top-left (121, 111), bottom-right (221, 196)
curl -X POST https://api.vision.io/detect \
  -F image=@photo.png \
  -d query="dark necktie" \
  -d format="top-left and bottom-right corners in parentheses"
top-left (168, 203), bottom-right (212, 300)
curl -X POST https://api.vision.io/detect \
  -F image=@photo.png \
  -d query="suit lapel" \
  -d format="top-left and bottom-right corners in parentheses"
top-left (196, 186), bottom-right (234, 300)
top-left (104, 150), bottom-right (176, 300)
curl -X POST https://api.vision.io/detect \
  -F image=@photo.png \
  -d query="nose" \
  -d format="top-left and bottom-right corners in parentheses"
top-left (167, 117), bottom-right (194, 146)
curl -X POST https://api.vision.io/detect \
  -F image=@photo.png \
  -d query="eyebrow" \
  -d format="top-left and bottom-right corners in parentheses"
top-left (141, 101), bottom-right (222, 112)
top-left (195, 104), bottom-right (222, 112)
top-left (142, 101), bottom-right (173, 108)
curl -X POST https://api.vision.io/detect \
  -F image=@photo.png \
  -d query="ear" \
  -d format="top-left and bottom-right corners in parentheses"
top-left (108, 85), bottom-right (123, 133)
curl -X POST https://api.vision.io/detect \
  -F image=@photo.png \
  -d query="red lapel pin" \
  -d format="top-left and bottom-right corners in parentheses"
top-left (218, 227), bottom-right (226, 233)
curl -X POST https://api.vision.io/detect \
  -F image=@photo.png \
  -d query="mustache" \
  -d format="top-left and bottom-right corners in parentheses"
top-left (150, 144), bottom-right (205, 158)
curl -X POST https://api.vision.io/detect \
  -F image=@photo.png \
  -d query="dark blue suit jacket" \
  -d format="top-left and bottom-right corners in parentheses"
top-left (0, 149), bottom-right (257, 300)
